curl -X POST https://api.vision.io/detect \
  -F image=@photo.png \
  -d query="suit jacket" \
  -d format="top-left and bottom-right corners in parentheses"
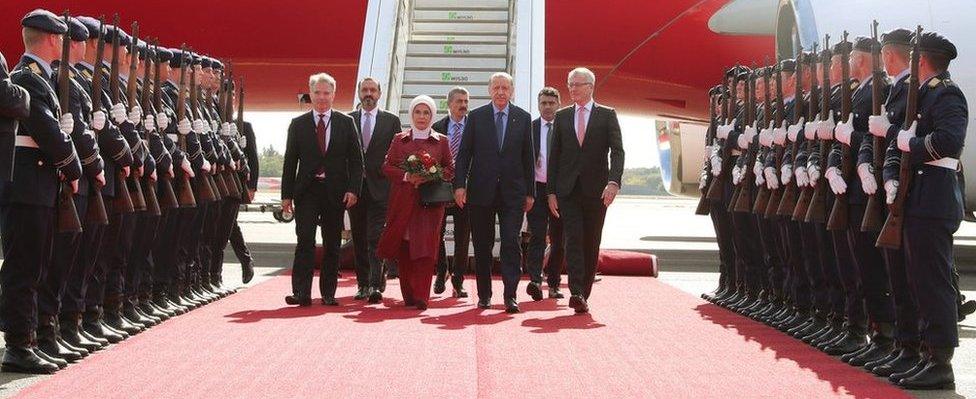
top-left (242, 121), bottom-right (259, 189)
top-left (0, 56), bottom-right (82, 208)
top-left (0, 51), bottom-right (30, 182)
top-left (281, 110), bottom-right (364, 203)
top-left (349, 108), bottom-right (401, 201)
top-left (548, 102), bottom-right (624, 198)
top-left (52, 62), bottom-right (103, 198)
top-left (828, 77), bottom-right (888, 204)
top-left (74, 62), bottom-right (133, 198)
top-left (453, 102), bottom-right (534, 207)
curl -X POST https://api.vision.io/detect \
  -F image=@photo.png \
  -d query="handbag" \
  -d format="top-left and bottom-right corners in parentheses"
top-left (418, 180), bottom-right (454, 207)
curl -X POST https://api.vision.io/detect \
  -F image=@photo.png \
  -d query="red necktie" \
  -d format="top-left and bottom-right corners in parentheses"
top-left (316, 114), bottom-right (328, 155)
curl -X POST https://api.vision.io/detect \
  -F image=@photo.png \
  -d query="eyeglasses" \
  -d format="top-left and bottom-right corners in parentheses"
top-left (567, 82), bottom-right (593, 88)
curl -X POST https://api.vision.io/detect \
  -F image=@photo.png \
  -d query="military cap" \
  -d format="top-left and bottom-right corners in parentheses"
top-left (881, 28), bottom-right (912, 46)
top-left (917, 31), bottom-right (957, 60)
top-left (21, 9), bottom-right (68, 34)
top-left (709, 85), bottom-right (721, 96)
top-left (200, 57), bottom-right (213, 68)
top-left (102, 25), bottom-right (128, 46)
top-left (735, 66), bottom-right (752, 81)
top-left (190, 53), bottom-right (202, 66)
top-left (66, 17), bottom-right (89, 42)
top-left (831, 40), bottom-right (852, 55)
top-left (154, 47), bottom-right (173, 63)
top-left (211, 59), bottom-right (224, 70)
top-left (169, 49), bottom-right (189, 68)
top-left (76, 16), bottom-right (103, 39)
top-left (853, 36), bottom-right (877, 53)
top-left (779, 59), bottom-right (796, 72)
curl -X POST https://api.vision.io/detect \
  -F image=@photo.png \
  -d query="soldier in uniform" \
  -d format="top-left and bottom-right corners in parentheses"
top-left (1, 9), bottom-right (83, 374)
top-left (881, 31), bottom-right (966, 390)
top-left (1, 50), bottom-right (30, 182)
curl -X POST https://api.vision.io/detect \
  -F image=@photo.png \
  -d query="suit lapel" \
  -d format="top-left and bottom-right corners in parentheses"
top-left (500, 111), bottom-right (517, 152)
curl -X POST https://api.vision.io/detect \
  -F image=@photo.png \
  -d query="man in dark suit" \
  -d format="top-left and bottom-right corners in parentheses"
top-left (548, 67), bottom-right (624, 314)
top-left (526, 87), bottom-right (565, 300)
top-left (454, 72), bottom-right (534, 313)
top-left (1, 10), bottom-right (83, 374)
top-left (281, 73), bottom-right (363, 306)
top-left (434, 87), bottom-right (470, 298)
top-left (348, 77), bottom-right (401, 303)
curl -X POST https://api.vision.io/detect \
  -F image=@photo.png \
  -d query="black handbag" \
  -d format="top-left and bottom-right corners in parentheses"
top-left (418, 180), bottom-right (454, 207)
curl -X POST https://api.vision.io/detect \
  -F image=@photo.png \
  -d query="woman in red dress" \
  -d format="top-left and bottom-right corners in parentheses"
top-left (376, 95), bottom-right (454, 310)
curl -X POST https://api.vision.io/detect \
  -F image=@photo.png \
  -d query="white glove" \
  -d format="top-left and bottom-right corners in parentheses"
top-left (220, 122), bottom-right (232, 137)
top-left (210, 120), bottom-right (219, 133)
top-left (796, 166), bottom-right (810, 187)
top-left (59, 113), bottom-right (74, 134)
top-left (897, 121), bottom-right (916, 152)
top-left (759, 127), bottom-right (774, 147)
top-left (709, 147), bottom-right (722, 177)
top-left (181, 157), bottom-right (195, 178)
top-left (788, 117), bottom-right (805, 142)
top-left (143, 115), bottom-right (156, 132)
top-left (201, 158), bottom-right (212, 173)
top-left (858, 163), bottom-right (877, 195)
top-left (717, 119), bottom-right (736, 140)
top-left (884, 180), bottom-right (898, 204)
top-left (755, 167), bottom-right (766, 186)
top-left (92, 110), bottom-right (107, 131)
top-left (773, 125), bottom-right (787, 146)
top-left (699, 171), bottom-right (708, 190)
top-left (230, 123), bottom-right (239, 136)
top-left (738, 125), bottom-right (755, 149)
top-left (764, 167), bottom-right (779, 190)
top-left (834, 119), bottom-right (854, 145)
top-left (781, 164), bottom-right (793, 185)
top-left (753, 160), bottom-right (764, 179)
top-left (732, 165), bottom-right (743, 185)
top-left (868, 105), bottom-right (891, 138)
top-left (128, 105), bottom-right (142, 125)
top-left (238, 135), bottom-right (247, 148)
top-left (817, 114), bottom-right (835, 140)
top-left (804, 120), bottom-right (818, 140)
top-left (178, 118), bottom-right (192, 135)
top-left (809, 165), bottom-right (821, 186)
top-left (156, 112), bottom-right (170, 131)
top-left (825, 167), bottom-right (847, 195)
top-left (110, 102), bottom-right (127, 124)
top-left (192, 118), bottom-right (206, 133)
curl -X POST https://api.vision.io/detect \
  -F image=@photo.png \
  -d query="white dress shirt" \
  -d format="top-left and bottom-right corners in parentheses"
top-left (536, 118), bottom-right (553, 183)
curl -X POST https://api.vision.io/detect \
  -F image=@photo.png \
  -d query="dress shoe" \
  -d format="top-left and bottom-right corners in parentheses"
top-left (354, 287), bottom-right (369, 300)
top-left (83, 310), bottom-right (125, 343)
top-left (104, 313), bottom-right (142, 335)
top-left (368, 289), bottom-right (383, 304)
top-left (58, 338), bottom-right (89, 358)
top-left (123, 305), bottom-right (157, 327)
top-left (849, 337), bottom-right (895, 367)
top-left (37, 338), bottom-right (82, 363)
top-left (864, 349), bottom-right (900, 372)
top-left (416, 300), bottom-right (428, 310)
top-left (321, 297), bottom-right (339, 306)
top-left (504, 298), bottom-right (520, 313)
top-left (1, 346), bottom-right (59, 374)
top-left (33, 347), bottom-right (68, 369)
top-left (433, 277), bottom-right (446, 295)
top-left (569, 295), bottom-right (589, 314)
top-left (141, 302), bottom-right (171, 321)
top-left (79, 329), bottom-right (110, 347)
top-left (897, 347), bottom-right (954, 390)
top-left (526, 282), bottom-right (543, 301)
top-left (242, 261), bottom-right (255, 284)
top-left (958, 299), bottom-right (976, 321)
top-left (60, 315), bottom-right (104, 352)
top-left (548, 287), bottom-right (565, 299)
top-left (452, 282), bottom-right (469, 298)
top-left (888, 355), bottom-right (930, 383)
top-left (285, 295), bottom-right (312, 307)
top-left (477, 300), bottom-right (491, 309)
top-left (875, 347), bottom-right (923, 377)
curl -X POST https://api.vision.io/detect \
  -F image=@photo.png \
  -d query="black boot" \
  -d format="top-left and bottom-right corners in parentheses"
top-left (888, 352), bottom-right (930, 383)
top-left (847, 323), bottom-right (895, 366)
top-left (104, 302), bottom-right (143, 335)
top-left (824, 327), bottom-right (867, 356)
top-left (83, 307), bottom-right (126, 344)
top-left (874, 343), bottom-right (922, 377)
top-left (36, 315), bottom-right (82, 363)
top-left (60, 312), bottom-right (103, 352)
top-left (123, 302), bottom-right (158, 327)
top-left (898, 347), bottom-right (954, 390)
top-left (1, 333), bottom-right (59, 374)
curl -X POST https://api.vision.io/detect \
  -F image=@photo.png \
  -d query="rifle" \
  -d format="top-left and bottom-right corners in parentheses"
top-left (56, 12), bottom-right (83, 233)
top-left (793, 45), bottom-right (820, 221)
top-left (230, 76), bottom-right (248, 201)
top-left (777, 50), bottom-right (805, 216)
top-left (764, 63), bottom-right (787, 218)
top-left (827, 32), bottom-right (853, 231)
top-left (732, 67), bottom-right (760, 213)
top-left (175, 46), bottom-right (197, 208)
top-left (877, 26), bottom-right (922, 249)
top-left (805, 35), bottom-right (832, 223)
top-left (862, 20), bottom-right (885, 232)
top-left (108, 19), bottom-right (135, 214)
top-left (696, 90), bottom-right (719, 215)
top-left (751, 64), bottom-right (774, 214)
top-left (188, 57), bottom-right (219, 203)
top-left (150, 43), bottom-right (180, 211)
top-left (220, 76), bottom-right (243, 201)
top-left (705, 71), bottom-right (737, 202)
top-left (138, 40), bottom-right (161, 217)
top-left (124, 22), bottom-right (147, 212)
top-left (85, 16), bottom-right (109, 226)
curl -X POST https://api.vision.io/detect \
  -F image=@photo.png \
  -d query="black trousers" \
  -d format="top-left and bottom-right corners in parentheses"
top-left (127, 210), bottom-right (160, 304)
top-left (847, 204), bottom-right (895, 325)
top-left (88, 211), bottom-right (129, 310)
top-left (0, 204), bottom-right (54, 339)
top-left (38, 195), bottom-right (88, 317)
top-left (831, 225), bottom-right (865, 327)
top-left (798, 221), bottom-right (827, 312)
top-left (525, 182), bottom-right (563, 288)
top-left (63, 211), bottom-right (105, 314)
top-left (730, 209), bottom-right (764, 293)
top-left (291, 184), bottom-right (344, 299)
top-left (229, 221), bottom-right (252, 267)
top-left (756, 214), bottom-right (783, 294)
top-left (558, 183), bottom-right (606, 300)
top-left (349, 186), bottom-right (388, 289)
top-left (903, 215), bottom-right (960, 348)
top-left (152, 207), bottom-right (184, 295)
top-left (437, 204), bottom-right (471, 286)
top-left (199, 199), bottom-right (221, 285)
top-left (883, 244), bottom-right (920, 343)
top-left (181, 200), bottom-right (210, 287)
top-left (780, 220), bottom-right (810, 308)
top-left (711, 177), bottom-right (737, 291)
top-left (211, 198), bottom-right (241, 284)
top-left (469, 190), bottom-right (526, 301)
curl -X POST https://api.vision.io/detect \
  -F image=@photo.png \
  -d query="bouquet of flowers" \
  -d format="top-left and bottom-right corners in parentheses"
top-left (401, 151), bottom-right (444, 181)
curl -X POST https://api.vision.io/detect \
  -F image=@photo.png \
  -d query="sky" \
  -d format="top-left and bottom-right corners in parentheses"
top-left (246, 111), bottom-right (661, 169)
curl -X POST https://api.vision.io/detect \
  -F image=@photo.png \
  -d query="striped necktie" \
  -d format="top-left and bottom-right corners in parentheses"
top-left (449, 122), bottom-right (462, 159)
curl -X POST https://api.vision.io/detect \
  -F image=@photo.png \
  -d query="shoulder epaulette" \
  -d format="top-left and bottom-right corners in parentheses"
top-left (928, 77), bottom-right (942, 88)
top-left (28, 63), bottom-right (42, 76)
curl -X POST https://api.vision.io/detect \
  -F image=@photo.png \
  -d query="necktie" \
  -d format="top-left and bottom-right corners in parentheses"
top-left (449, 122), bottom-right (462, 160)
top-left (496, 111), bottom-right (505, 150)
top-left (316, 114), bottom-right (328, 155)
top-left (576, 106), bottom-right (587, 146)
top-left (362, 112), bottom-right (372, 150)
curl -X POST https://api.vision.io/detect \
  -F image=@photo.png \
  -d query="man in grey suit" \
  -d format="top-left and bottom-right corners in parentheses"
top-left (548, 67), bottom-right (624, 314)
top-left (454, 72), bottom-right (535, 313)
top-left (348, 77), bottom-right (401, 303)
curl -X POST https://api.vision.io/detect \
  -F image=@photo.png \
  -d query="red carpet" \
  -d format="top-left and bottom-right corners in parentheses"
top-left (16, 274), bottom-right (911, 398)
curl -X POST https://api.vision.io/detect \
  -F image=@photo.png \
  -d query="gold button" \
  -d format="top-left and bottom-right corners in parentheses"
top-left (37, 161), bottom-right (43, 166)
